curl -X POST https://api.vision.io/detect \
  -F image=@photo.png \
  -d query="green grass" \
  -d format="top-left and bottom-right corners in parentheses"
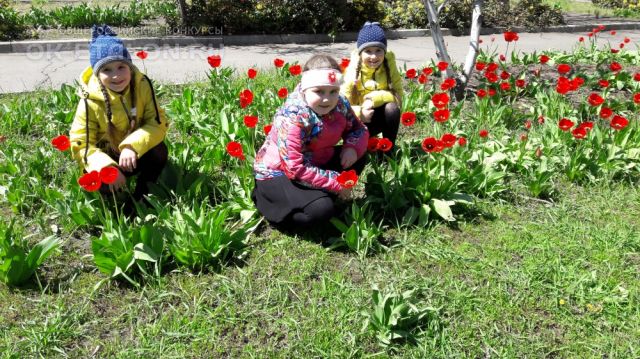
top-left (1, 166), bottom-right (638, 355)
top-left (2, 59), bottom-right (640, 356)
top-left (545, 0), bottom-right (632, 18)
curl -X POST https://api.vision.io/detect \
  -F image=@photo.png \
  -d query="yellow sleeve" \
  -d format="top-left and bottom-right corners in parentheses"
top-left (386, 51), bottom-right (404, 103)
top-left (118, 78), bottom-right (169, 156)
top-left (69, 99), bottom-right (117, 172)
top-left (364, 90), bottom-right (396, 108)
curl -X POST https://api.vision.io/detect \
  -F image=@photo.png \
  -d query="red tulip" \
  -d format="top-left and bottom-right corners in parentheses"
top-left (207, 55), bottom-right (221, 68)
top-left (336, 169), bottom-right (358, 189)
top-left (422, 67), bottom-right (434, 76)
top-left (277, 87), bottom-right (288, 99)
top-left (572, 127), bottom-right (587, 139)
top-left (610, 115), bottom-right (629, 130)
top-left (500, 71), bottom-right (510, 80)
top-left (239, 89), bottom-right (253, 108)
top-left (433, 109), bottom-right (450, 123)
top-left (340, 57), bottom-right (350, 72)
top-left (367, 137), bottom-right (380, 152)
top-left (539, 55), bottom-right (550, 64)
top-left (437, 61), bottom-right (449, 71)
top-left (247, 68), bottom-right (258, 79)
top-left (609, 62), bottom-right (622, 72)
top-left (441, 133), bottom-right (457, 148)
top-left (598, 79), bottom-right (609, 88)
top-left (431, 92), bottom-right (449, 109)
top-left (263, 124), bottom-right (273, 135)
top-left (289, 64), bottom-right (302, 76)
top-left (99, 166), bottom-right (119, 184)
top-left (599, 107), bottom-right (613, 119)
top-left (51, 135), bottom-right (70, 151)
top-left (500, 82), bottom-right (511, 91)
top-left (377, 138), bottom-right (393, 152)
top-left (634, 93), bottom-right (640, 104)
top-left (418, 74), bottom-right (427, 84)
top-left (406, 68), bottom-right (417, 79)
top-left (78, 171), bottom-right (101, 192)
top-left (503, 31), bottom-right (519, 42)
top-left (226, 141), bottom-right (245, 160)
top-left (557, 64), bottom-right (571, 74)
top-left (476, 89), bottom-right (487, 98)
top-left (274, 58), bottom-right (285, 68)
top-left (421, 137), bottom-right (439, 153)
top-left (243, 115), bottom-right (258, 128)
top-left (515, 79), bottom-right (526, 88)
top-left (135, 50), bottom-right (148, 60)
top-left (475, 62), bottom-right (486, 71)
top-left (401, 112), bottom-right (416, 126)
top-left (479, 129), bottom-right (489, 138)
top-left (587, 93), bottom-right (604, 107)
top-left (458, 137), bottom-right (467, 146)
top-left (558, 118), bottom-right (574, 131)
top-left (440, 78), bottom-right (456, 91)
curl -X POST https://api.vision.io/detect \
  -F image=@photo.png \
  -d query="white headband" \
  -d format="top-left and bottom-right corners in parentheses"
top-left (300, 68), bottom-right (343, 91)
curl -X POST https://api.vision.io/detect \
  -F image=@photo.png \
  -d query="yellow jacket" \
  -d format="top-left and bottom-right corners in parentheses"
top-left (340, 49), bottom-right (404, 119)
top-left (69, 66), bottom-right (169, 172)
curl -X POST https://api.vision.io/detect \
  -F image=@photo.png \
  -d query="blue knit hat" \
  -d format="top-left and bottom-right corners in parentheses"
top-left (356, 22), bottom-right (387, 53)
top-left (89, 25), bottom-right (132, 73)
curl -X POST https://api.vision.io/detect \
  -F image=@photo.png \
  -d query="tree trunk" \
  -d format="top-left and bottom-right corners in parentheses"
top-left (177, 0), bottom-right (189, 26)
top-left (423, 0), bottom-right (484, 100)
top-left (456, 0), bottom-right (484, 100)
top-left (423, 0), bottom-right (455, 80)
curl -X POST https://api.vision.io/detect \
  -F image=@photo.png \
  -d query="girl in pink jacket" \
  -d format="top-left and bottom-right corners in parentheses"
top-left (252, 54), bottom-right (369, 229)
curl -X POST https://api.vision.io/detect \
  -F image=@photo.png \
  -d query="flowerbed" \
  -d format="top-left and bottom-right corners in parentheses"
top-left (0, 26), bottom-right (639, 353)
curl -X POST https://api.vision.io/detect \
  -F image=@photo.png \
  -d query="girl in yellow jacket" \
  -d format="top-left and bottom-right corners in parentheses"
top-left (69, 25), bottom-right (169, 200)
top-left (341, 22), bottom-right (404, 146)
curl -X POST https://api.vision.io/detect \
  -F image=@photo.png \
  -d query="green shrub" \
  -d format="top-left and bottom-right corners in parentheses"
top-left (591, 0), bottom-right (624, 8)
top-left (439, 0), bottom-right (564, 32)
top-left (24, 1), bottom-right (153, 29)
top-left (381, 0), bottom-right (428, 29)
top-left (0, 0), bottom-right (32, 41)
top-left (345, 0), bottom-right (386, 30)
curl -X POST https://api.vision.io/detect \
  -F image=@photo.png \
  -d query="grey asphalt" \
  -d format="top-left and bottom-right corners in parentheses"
top-left (2, 29), bottom-right (640, 94)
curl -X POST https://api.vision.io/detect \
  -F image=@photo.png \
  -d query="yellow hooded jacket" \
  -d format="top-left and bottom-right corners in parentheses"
top-left (69, 66), bottom-right (169, 173)
top-left (340, 49), bottom-right (404, 119)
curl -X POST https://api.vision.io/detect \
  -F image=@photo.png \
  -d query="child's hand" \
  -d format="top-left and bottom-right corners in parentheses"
top-left (362, 99), bottom-right (374, 110)
top-left (337, 188), bottom-right (353, 201)
top-left (109, 169), bottom-right (127, 192)
top-left (119, 146), bottom-right (138, 172)
top-left (361, 107), bottom-right (374, 123)
top-left (340, 148), bottom-right (358, 169)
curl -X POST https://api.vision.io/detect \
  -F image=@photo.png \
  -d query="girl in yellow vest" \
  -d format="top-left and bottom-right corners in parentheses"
top-left (69, 25), bottom-right (169, 200)
top-left (341, 22), bottom-right (404, 147)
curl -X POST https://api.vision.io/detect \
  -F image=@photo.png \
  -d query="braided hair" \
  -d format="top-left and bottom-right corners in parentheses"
top-left (353, 54), bottom-right (396, 102)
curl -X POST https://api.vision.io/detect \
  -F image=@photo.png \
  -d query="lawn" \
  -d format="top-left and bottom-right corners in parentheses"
top-left (1, 33), bottom-right (640, 357)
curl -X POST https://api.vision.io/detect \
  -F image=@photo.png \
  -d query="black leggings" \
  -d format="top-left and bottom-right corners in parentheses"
top-left (101, 142), bottom-right (168, 200)
top-left (366, 102), bottom-right (400, 145)
top-left (252, 147), bottom-right (368, 229)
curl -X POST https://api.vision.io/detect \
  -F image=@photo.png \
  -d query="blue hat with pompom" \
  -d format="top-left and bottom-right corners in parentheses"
top-left (356, 22), bottom-right (387, 53)
top-left (89, 25), bottom-right (131, 73)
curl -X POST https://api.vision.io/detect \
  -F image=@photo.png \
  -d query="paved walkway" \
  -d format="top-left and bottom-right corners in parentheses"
top-left (2, 22), bottom-right (640, 94)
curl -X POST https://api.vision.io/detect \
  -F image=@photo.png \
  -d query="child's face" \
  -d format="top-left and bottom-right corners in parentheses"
top-left (98, 61), bottom-right (131, 93)
top-left (303, 86), bottom-right (340, 116)
top-left (360, 47), bottom-right (385, 69)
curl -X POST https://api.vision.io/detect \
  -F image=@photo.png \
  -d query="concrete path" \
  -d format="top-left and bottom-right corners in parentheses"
top-left (2, 30), bottom-right (640, 94)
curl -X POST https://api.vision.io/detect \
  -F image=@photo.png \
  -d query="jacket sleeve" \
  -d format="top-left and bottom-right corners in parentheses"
top-left (277, 113), bottom-right (342, 193)
top-left (118, 78), bottom-right (168, 155)
top-left (69, 99), bottom-right (117, 172)
top-left (386, 51), bottom-right (404, 103)
top-left (364, 90), bottom-right (396, 108)
top-left (340, 98), bottom-right (369, 158)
